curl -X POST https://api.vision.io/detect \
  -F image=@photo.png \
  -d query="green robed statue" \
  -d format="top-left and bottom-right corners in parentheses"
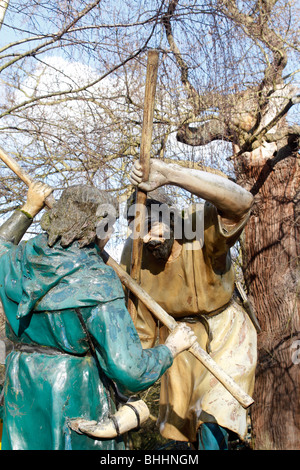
top-left (0, 181), bottom-right (196, 450)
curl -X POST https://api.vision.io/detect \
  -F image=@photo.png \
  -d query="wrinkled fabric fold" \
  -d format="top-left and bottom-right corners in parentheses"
top-left (2, 233), bottom-right (124, 319)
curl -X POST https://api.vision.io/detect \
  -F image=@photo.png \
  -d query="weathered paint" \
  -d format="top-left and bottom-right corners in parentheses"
top-left (0, 234), bottom-right (173, 450)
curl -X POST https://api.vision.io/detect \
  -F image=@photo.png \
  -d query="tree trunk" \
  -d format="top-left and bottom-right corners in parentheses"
top-left (235, 143), bottom-right (300, 450)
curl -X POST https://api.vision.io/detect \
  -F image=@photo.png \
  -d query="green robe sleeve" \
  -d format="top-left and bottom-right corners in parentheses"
top-left (86, 299), bottom-right (173, 394)
top-left (0, 210), bottom-right (32, 246)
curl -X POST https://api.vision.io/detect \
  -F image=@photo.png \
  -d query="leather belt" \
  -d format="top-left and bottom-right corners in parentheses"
top-left (174, 301), bottom-right (231, 323)
top-left (174, 302), bottom-right (232, 353)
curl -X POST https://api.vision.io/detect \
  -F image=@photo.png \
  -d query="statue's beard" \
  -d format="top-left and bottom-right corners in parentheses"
top-left (145, 236), bottom-right (174, 261)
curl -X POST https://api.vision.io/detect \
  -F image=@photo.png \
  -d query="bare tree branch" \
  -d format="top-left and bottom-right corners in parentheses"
top-left (0, 0), bottom-right (103, 73)
top-left (0, 0), bottom-right (9, 31)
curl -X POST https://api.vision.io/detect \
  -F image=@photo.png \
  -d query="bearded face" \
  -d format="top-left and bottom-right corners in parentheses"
top-left (127, 195), bottom-right (177, 262)
top-left (143, 220), bottom-right (174, 261)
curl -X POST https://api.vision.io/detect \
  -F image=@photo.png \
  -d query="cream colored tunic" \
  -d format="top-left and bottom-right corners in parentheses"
top-left (121, 202), bottom-right (257, 442)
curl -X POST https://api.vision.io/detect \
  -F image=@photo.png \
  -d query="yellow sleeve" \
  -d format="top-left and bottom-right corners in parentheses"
top-left (203, 202), bottom-right (250, 256)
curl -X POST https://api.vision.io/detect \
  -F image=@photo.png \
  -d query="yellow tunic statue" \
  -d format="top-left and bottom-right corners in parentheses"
top-left (121, 159), bottom-right (257, 448)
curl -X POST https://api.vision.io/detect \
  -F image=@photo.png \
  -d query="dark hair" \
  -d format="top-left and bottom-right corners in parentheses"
top-left (126, 188), bottom-right (174, 221)
top-left (40, 185), bottom-right (117, 248)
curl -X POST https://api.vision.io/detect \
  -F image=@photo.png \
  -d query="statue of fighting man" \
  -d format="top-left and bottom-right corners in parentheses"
top-left (121, 158), bottom-right (258, 450)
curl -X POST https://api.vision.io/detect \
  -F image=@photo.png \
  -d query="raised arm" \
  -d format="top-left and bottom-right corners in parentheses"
top-left (0, 182), bottom-right (53, 245)
top-left (129, 159), bottom-right (253, 222)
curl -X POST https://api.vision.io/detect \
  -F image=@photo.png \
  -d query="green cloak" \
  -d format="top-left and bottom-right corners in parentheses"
top-left (0, 234), bottom-right (172, 450)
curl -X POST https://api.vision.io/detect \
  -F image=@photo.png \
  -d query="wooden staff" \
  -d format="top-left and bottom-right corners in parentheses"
top-left (0, 147), bottom-right (254, 408)
top-left (127, 49), bottom-right (159, 324)
top-left (0, 146), bottom-right (55, 209)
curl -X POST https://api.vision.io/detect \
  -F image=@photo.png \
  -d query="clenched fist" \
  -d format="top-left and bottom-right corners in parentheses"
top-left (22, 181), bottom-right (53, 218)
top-left (164, 323), bottom-right (197, 358)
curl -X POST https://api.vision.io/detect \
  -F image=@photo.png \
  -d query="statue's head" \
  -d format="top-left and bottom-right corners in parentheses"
top-left (127, 188), bottom-right (178, 262)
top-left (41, 185), bottom-right (117, 248)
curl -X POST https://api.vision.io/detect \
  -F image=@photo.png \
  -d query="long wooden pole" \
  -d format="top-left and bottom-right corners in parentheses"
top-left (0, 146), bottom-right (55, 208)
top-left (0, 146), bottom-right (254, 409)
top-left (0, 146), bottom-right (33, 186)
top-left (127, 50), bottom-right (159, 324)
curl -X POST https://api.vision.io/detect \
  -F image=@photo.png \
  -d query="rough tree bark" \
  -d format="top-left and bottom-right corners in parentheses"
top-left (236, 140), bottom-right (299, 450)
top-left (237, 138), bottom-right (300, 450)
